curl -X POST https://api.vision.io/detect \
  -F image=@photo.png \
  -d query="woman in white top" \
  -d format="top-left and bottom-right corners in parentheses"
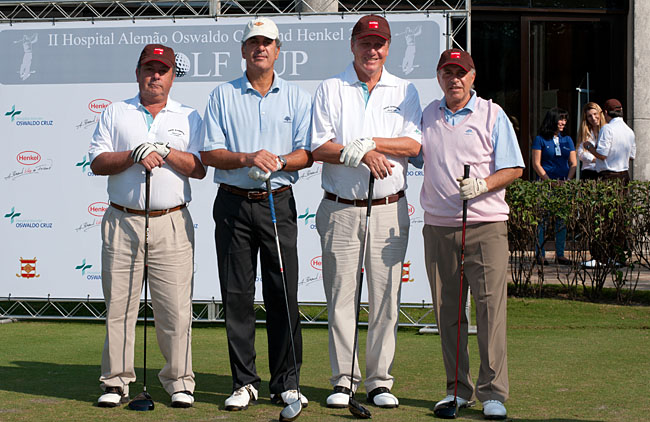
top-left (576, 102), bottom-right (606, 180)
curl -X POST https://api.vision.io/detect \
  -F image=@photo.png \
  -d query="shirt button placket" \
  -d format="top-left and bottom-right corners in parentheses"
top-left (260, 98), bottom-right (267, 132)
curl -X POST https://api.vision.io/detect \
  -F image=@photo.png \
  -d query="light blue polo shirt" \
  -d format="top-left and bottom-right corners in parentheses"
top-left (203, 71), bottom-right (312, 189)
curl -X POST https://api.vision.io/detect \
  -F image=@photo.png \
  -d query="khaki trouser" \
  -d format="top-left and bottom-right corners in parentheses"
top-left (99, 206), bottom-right (195, 396)
top-left (316, 196), bottom-right (409, 393)
top-left (423, 221), bottom-right (509, 403)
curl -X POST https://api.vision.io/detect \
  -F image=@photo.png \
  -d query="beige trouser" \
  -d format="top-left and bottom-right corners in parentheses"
top-left (316, 196), bottom-right (409, 392)
top-left (99, 206), bottom-right (195, 396)
top-left (423, 222), bottom-right (509, 403)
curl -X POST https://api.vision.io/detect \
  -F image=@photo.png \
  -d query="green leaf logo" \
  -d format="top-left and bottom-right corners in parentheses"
top-left (5, 105), bottom-right (21, 122)
top-left (75, 259), bottom-right (93, 275)
top-left (4, 207), bottom-right (21, 223)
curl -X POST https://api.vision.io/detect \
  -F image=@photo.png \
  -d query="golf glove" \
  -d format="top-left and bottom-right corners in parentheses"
top-left (457, 177), bottom-right (488, 200)
top-left (340, 137), bottom-right (376, 168)
top-left (247, 158), bottom-right (283, 182)
top-left (131, 142), bottom-right (170, 162)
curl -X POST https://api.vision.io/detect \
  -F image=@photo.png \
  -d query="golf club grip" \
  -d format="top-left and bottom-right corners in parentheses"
top-left (366, 175), bottom-right (375, 217)
top-left (266, 180), bottom-right (277, 224)
top-left (462, 164), bottom-right (470, 218)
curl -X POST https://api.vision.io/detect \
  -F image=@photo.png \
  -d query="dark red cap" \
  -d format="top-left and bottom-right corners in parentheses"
top-left (437, 48), bottom-right (475, 72)
top-left (603, 98), bottom-right (623, 112)
top-left (352, 15), bottom-right (391, 41)
top-left (138, 44), bottom-right (175, 68)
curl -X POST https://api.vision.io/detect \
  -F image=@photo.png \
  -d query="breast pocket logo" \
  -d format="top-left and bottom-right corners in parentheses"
top-left (168, 128), bottom-right (185, 137)
top-left (384, 106), bottom-right (401, 114)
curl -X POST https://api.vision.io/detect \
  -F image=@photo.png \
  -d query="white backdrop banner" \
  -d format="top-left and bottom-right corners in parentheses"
top-left (1, 14), bottom-right (444, 302)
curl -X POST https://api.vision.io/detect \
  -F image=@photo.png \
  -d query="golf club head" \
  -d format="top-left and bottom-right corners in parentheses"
top-left (128, 391), bottom-right (154, 411)
top-left (348, 397), bottom-right (372, 419)
top-left (433, 400), bottom-right (458, 419)
top-left (279, 399), bottom-right (302, 422)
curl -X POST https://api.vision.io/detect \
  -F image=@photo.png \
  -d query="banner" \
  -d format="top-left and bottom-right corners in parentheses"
top-left (1, 14), bottom-right (445, 302)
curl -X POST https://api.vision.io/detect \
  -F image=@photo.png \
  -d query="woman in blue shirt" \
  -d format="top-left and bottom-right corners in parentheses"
top-left (531, 107), bottom-right (577, 265)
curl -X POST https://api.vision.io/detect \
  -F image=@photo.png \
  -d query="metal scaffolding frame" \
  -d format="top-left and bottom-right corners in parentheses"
top-left (0, 0), bottom-right (469, 38)
top-left (0, 1), bottom-right (470, 329)
top-left (0, 296), bottom-right (436, 327)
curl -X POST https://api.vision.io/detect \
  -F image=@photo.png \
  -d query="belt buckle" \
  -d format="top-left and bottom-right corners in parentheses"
top-left (247, 191), bottom-right (257, 200)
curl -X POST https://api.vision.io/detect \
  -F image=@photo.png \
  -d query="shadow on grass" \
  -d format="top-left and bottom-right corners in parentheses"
top-left (422, 407), bottom-right (605, 421)
top-left (0, 361), bottom-right (355, 411)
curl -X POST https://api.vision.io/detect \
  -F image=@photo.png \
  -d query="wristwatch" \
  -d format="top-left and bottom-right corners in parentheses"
top-left (278, 155), bottom-right (287, 170)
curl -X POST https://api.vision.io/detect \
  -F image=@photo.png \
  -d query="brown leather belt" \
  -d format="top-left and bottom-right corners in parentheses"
top-left (324, 190), bottom-right (404, 207)
top-left (220, 183), bottom-right (291, 200)
top-left (110, 202), bottom-right (186, 217)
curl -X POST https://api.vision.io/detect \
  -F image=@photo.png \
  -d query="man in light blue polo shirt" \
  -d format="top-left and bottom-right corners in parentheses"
top-left (200, 17), bottom-right (312, 412)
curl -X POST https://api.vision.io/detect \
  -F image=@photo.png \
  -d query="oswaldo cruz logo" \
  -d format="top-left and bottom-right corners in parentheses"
top-left (17, 151), bottom-right (41, 165)
top-left (88, 99), bottom-right (111, 114)
top-left (310, 256), bottom-right (322, 271)
top-left (88, 202), bottom-right (108, 217)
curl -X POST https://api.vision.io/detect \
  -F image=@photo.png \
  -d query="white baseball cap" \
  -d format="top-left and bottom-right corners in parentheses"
top-left (242, 17), bottom-right (279, 42)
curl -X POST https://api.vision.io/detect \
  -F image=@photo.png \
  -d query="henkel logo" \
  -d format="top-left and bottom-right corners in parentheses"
top-left (88, 202), bottom-right (108, 217)
top-left (408, 203), bottom-right (415, 216)
top-left (310, 256), bottom-right (322, 271)
top-left (88, 99), bottom-right (111, 114)
top-left (17, 151), bottom-right (41, 165)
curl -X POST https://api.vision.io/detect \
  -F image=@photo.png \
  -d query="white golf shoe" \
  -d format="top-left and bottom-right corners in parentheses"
top-left (97, 386), bottom-right (129, 408)
top-left (270, 390), bottom-right (309, 408)
top-left (367, 387), bottom-right (399, 408)
top-left (326, 385), bottom-right (351, 408)
top-left (171, 390), bottom-right (194, 408)
top-left (433, 394), bottom-right (475, 411)
top-left (483, 400), bottom-right (507, 420)
top-left (225, 384), bottom-right (258, 411)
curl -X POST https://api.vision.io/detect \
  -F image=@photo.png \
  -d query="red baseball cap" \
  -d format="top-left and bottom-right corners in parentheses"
top-left (352, 15), bottom-right (391, 41)
top-left (437, 48), bottom-right (475, 72)
top-left (138, 44), bottom-right (175, 68)
top-left (603, 98), bottom-right (623, 112)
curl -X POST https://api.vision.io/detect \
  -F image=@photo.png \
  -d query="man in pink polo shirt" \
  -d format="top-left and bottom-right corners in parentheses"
top-left (420, 49), bottom-right (524, 420)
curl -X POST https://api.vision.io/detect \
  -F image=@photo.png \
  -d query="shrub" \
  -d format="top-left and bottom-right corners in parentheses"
top-left (506, 179), bottom-right (647, 303)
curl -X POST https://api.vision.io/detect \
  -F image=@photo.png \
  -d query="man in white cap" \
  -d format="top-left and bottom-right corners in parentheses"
top-left (201, 17), bottom-right (312, 411)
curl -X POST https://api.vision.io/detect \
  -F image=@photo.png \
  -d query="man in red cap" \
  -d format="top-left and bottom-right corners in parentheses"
top-left (582, 98), bottom-right (636, 183)
top-left (90, 43), bottom-right (205, 408)
top-left (419, 48), bottom-right (525, 420)
top-left (311, 14), bottom-right (422, 409)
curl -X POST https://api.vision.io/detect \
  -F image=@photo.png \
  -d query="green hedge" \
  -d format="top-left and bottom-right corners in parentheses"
top-left (505, 179), bottom-right (650, 303)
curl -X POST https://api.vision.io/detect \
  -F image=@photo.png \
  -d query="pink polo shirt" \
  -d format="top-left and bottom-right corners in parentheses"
top-left (420, 97), bottom-right (510, 227)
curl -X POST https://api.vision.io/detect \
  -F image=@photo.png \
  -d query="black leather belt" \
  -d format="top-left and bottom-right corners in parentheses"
top-left (110, 202), bottom-right (186, 217)
top-left (220, 183), bottom-right (291, 200)
top-left (324, 191), bottom-right (404, 207)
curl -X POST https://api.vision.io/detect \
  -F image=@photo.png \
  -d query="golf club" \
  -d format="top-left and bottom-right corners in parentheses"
top-left (435, 164), bottom-right (470, 420)
top-left (128, 169), bottom-right (155, 411)
top-left (347, 174), bottom-right (375, 420)
top-left (265, 180), bottom-right (303, 422)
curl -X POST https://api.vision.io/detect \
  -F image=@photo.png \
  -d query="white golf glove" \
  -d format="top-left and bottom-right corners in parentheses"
top-left (457, 177), bottom-right (488, 200)
top-left (131, 142), bottom-right (170, 162)
top-left (248, 166), bottom-right (271, 182)
top-left (340, 137), bottom-right (376, 168)
top-left (247, 158), bottom-right (283, 182)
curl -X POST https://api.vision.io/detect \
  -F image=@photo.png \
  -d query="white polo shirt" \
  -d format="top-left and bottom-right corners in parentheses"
top-left (89, 94), bottom-right (203, 210)
top-left (311, 63), bottom-right (422, 200)
top-left (595, 117), bottom-right (636, 172)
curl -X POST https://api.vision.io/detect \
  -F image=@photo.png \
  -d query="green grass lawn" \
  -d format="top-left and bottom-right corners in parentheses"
top-left (0, 298), bottom-right (648, 421)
